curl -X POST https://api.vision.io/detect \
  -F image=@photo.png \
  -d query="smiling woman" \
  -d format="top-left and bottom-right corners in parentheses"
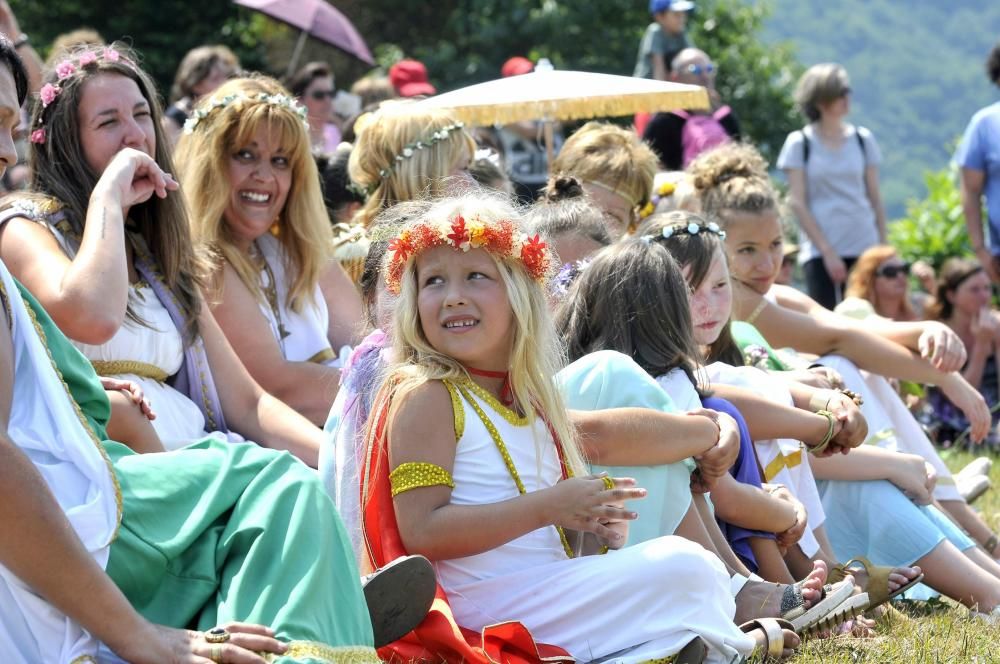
top-left (175, 76), bottom-right (363, 426)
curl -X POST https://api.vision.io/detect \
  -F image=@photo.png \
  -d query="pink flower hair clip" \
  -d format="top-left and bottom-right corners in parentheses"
top-left (29, 128), bottom-right (46, 144)
top-left (39, 83), bottom-right (60, 107)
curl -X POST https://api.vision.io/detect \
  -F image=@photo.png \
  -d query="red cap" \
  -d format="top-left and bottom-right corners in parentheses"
top-left (501, 56), bottom-right (534, 78)
top-left (389, 59), bottom-right (436, 97)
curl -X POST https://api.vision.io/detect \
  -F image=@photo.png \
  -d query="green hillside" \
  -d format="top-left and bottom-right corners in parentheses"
top-left (763, 0), bottom-right (1000, 218)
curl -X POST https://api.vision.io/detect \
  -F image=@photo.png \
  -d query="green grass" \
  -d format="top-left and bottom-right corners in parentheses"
top-left (790, 448), bottom-right (1000, 663)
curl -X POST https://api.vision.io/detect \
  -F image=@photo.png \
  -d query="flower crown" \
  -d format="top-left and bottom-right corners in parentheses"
top-left (378, 122), bottom-right (465, 182)
top-left (642, 220), bottom-right (726, 244)
top-left (32, 47), bottom-right (129, 145)
top-left (384, 213), bottom-right (554, 295)
top-left (183, 92), bottom-right (309, 135)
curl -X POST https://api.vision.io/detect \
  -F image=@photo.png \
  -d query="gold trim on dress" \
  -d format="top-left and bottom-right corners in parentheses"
top-left (69, 656), bottom-right (98, 664)
top-left (19, 290), bottom-right (124, 543)
top-left (459, 378), bottom-right (530, 426)
top-left (262, 642), bottom-right (380, 663)
top-left (763, 448), bottom-right (803, 483)
top-left (442, 379), bottom-right (465, 440)
top-left (91, 359), bottom-right (169, 382)
top-left (307, 347), bottom-right (337, 364)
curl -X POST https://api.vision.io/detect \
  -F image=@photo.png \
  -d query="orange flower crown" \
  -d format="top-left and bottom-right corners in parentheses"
top-left (384, 214), bottom-right (555, 295)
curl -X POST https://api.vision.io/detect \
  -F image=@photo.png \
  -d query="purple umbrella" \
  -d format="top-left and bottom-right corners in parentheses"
top-left (234, 0), bottom-right (374, 73)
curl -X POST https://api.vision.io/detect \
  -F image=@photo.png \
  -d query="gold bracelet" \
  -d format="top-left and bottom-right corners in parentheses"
top-left (809, 410), bottom-right (837, 456)
top-left (389, 462), bottom-right (455, 496)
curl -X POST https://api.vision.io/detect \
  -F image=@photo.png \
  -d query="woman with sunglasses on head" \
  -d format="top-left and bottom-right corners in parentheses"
top-left (925, 258), bottom-right (1000, 447)
top-left (287, 61), bottom-right (341, 152)
top-left (778, 63), bottom-right (888, 310)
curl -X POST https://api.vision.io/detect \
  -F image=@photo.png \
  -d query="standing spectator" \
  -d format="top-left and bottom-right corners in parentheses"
top-left (778, 63), bottom-right (887, 310)
top-left (643, 48), bottom-right (740, 169)
top-left (633, 0), bottom-right (694, 81)
top-left (958, 41), bottom-right (1000, 283)
top-left (287, 61), bottom-right (341, 152)
top-left (161, 45), bottom-right (239, 147)
top-left (388, 59), bottom-right (436, 98)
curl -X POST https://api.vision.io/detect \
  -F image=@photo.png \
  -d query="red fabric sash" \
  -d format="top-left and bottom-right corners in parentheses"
top-left (361, 387), bottom-right (573, 664)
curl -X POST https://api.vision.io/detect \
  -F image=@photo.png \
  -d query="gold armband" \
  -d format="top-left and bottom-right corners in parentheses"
top-left (389, 462), bottom-right (455, 497)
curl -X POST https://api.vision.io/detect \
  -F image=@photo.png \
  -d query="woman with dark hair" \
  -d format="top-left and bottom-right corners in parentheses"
top-left (925, 258), bottom-right (1000, 446)
top-left (286, 60), bottom-right (341, 151)
top-left (778, 63), bottom-right (888, 309)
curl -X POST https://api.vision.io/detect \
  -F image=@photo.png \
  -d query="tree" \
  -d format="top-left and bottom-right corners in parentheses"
top-left (345, 0), bottom-right (801, 163)
top-left (9, 0), bottom-right (270, 95)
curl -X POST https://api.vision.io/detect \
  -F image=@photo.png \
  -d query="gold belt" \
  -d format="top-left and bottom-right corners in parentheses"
top-left (91, 359), bottom-right (169, 383)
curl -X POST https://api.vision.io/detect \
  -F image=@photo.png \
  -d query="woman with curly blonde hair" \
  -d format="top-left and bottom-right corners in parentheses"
top-left (550, 121), bottom-right (658, 239)
top-left (175, 75), bottom-right (362, 425)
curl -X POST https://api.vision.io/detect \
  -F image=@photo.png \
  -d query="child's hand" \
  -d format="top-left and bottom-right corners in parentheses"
top-left (692, 410), bottom-right (740, 489)
top-left (547, 474), bottom-right (645, 543)
top-left (769, 485), bottom-right (808, 553)
top-left (825, 393), bottom-right (867, 454)
top-left (99, 376), bottom-right (157, 421)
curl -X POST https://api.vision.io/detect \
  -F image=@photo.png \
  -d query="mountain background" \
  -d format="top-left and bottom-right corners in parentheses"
top-left (763, 1), bottom-right (1000, 218)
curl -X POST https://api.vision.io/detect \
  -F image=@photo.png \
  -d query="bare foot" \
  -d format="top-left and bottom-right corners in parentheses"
top-left (735, 560), bottom-right (826, 623)
top-left (850, 564), bottom-right (921, 596)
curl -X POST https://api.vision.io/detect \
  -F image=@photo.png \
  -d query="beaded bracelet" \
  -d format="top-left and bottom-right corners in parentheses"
top-left (808, 410), bottom-right (837, 456)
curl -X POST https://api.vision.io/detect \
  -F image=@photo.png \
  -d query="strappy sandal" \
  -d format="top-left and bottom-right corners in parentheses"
top-left (786, 579), bottom-right (856, 634)
top-left (798, 591), bottom-right (870, 639)
top-left (362, 554), bottom-right (436, 647)
top-left (739, 618), bottom-right (796, 662)
top-left (828, 556), bottom-right (925, 613)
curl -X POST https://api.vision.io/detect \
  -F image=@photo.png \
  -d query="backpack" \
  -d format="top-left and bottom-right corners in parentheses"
top-left (674, 106), bottom-right (733, 167)
top-left (799, 125), bottom-right (867, 166)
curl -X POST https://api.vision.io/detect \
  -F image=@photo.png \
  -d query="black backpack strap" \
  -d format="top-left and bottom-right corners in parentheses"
top-left (800, 129), bottom-right (810, 166)
top-left (854, 125), bottom-right (867, 165)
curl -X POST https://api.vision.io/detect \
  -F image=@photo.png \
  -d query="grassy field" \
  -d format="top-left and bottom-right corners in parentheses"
top-left (789, 448), bottom-right (1000, 663)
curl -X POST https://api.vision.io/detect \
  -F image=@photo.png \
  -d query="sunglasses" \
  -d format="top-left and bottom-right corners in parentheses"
top-left (683, 63), bottom-right (715, 76)
top-left (876, 263), bottom-right (910, 278)
top-left (309, 89), bottom-right (335, 101)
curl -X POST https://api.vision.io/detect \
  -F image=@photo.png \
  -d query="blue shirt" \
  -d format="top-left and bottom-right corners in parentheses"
top-left (956, 101), bottom-right (1000, 250)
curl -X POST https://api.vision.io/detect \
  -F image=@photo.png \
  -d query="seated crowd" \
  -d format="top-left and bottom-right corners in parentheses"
top-left (2, 26), bottom-right (1000, 664)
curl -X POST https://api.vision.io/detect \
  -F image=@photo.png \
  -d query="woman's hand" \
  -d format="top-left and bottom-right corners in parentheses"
top-left (92, 148), bottom-right (178, 210)
top-left (918, 321), bottom-right (968, 372)
top-left (113, 621), bottom-right (287, 664)
top-left (911, 260), bottom-right (937, 294)
top-left (939, 372), bottom-right (990, 443)
top-left (99, 376), bottom-right (156, 421)
top-left (887, 454), bottom-right (935, 505)
top-left (546, 475), bottom-right (645, 543)
top-left (822, 250), bottom-right (847, 285)
top-left (689, 409), bottom-right (740, 491)
top-left (971, 306), bottom-right (1000, 347)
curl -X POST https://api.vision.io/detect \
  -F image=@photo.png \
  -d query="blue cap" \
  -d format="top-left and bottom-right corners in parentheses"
top-left (650, 0), bottom-right (694, 13)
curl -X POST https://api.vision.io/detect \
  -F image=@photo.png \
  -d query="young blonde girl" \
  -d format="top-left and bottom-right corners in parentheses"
top-left (361, 193), bottom-right (793, 663)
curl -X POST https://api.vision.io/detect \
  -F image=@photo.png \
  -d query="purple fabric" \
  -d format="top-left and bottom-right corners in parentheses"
top-left (701, 396), bottom-right (773, 573)
top-left (132, 242), bottom-right (228, 434)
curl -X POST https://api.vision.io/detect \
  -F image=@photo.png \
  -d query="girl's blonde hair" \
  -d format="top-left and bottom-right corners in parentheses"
top-left (175, 75), bottom-right (333, 312)
top-left (687, 142), bottom-right (778, 224)
top-left (349, 102), bottom-right (477, 228)
top-left (551, 121), bottom-right (658, 212)
top-left (378, 193), bottom-right (586, 476)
